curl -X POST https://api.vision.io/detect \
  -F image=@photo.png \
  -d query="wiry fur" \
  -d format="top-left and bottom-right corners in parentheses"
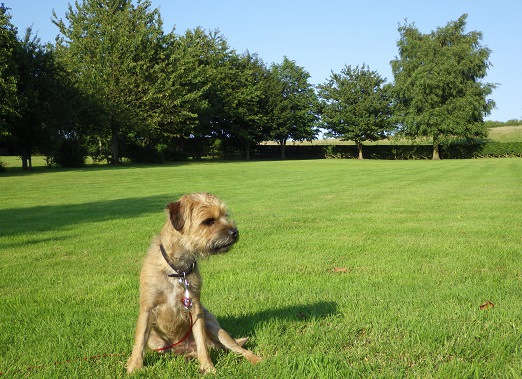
top-left (127, 193), bottom-right (261, 374)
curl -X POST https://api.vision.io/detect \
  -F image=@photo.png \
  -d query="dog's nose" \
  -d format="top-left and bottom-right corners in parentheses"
top-left (229, 228), bottom-right (239, 239)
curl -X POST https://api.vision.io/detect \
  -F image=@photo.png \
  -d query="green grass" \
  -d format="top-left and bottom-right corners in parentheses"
top-left (1, 159), bottom-right (521, 378)
top-left (488, 125), bottom-right (522, 142)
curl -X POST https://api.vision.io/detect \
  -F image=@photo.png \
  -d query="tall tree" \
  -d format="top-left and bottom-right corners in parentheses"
top-left (1, 7), bottom-right (92, 169)
top-left (180, 28), bottom-right (233, 139)
top-left (269, 57), bottom-right (319, 159)
top-left (9, 29), bottom-right (58, 169)
top-left (53, 0), bottom-right (168, 164)
top-left (214, 51), bottom-right (273, 159)
top-left (318, 64), bottom-right (392, 159)
top-left (155, 28), bottom-right (212, 141)
top-left (0, 4), bottom-right (18, 135)
top-left (231, 52), bottom-right (274, 159)
top-left (154, 27), bottom-right (235, 159)
top-left (391, 14), bottom-right (495, 159)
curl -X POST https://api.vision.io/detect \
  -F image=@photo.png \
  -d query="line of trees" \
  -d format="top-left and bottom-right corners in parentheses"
top-left (0, 1), bottom-right (496, 168)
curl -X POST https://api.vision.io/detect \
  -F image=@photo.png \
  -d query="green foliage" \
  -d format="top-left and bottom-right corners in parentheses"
top-left (0, 4), bottom-right (18, 129)
top-left (318, 64), bottom-right (393, 159)
top-left (249, 141), bottom-right (522, 160)
top-left (0, 5), bottom-right (109, 170)
top-left (123, 140), bottom-right (165, 163)
top-left (485, 119), bottom-right (522, 128)
top-left (8, 30), bottom-right (60, 169)
top-left (464, 141), bottom-right (522, 157)
top-left (213, 52), bottom-right (274, 159)
top-left (0, 25), bottom-right (81, 170)
top-left (155, 27), bottom-right (217, 140)
top-left (269, 57), bottom-right (319, 158)
top-left (391, 14), bottom-right (496, 159)
top-left (2, 6), bottom-right (510, 167)
top-left (53, 0), bottom-right (169, 163)
top-left (48, 137), bottom-right (88, 167)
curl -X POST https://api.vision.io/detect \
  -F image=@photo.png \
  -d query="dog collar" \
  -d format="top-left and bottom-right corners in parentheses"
top-left (159, 244), bottom-right (196, 278)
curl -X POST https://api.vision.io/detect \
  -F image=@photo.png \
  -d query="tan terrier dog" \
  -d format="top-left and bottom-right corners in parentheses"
top-left (127, 193), bottom-right (261, 374)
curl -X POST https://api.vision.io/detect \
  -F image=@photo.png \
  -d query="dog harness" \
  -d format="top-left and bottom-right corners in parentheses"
top-left (159, 244), bottom-right (195, 310)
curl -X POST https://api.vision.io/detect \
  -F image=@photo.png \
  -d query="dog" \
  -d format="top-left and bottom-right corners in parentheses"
top-left (127, 193), bottom-right (261, 374)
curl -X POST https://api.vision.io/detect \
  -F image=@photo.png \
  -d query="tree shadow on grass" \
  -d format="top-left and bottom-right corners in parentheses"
top-left (0, 161), bottom-right (193, 178)
top-left (0, 195), bottom-right (177, 240)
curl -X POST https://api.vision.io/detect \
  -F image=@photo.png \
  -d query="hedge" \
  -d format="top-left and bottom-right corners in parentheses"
top-left (247, 142), bottom-right (522, 160)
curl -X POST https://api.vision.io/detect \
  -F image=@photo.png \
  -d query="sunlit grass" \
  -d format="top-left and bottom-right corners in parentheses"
top-left (1, 159), bottom-right (521, 378)
top-left (488, 125), bottom-right (522, 142)
top-left (266, 125), bottom-right (522, 146)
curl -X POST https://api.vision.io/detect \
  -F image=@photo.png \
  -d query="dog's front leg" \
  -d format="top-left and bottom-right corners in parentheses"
top-left (127, 309), bottom-right (152, 374)
top-left (191, 302), bottom-right (216, 374)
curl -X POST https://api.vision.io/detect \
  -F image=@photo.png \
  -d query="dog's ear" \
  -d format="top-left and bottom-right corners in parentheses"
top-left (166, 201), bottom-right (185, 231)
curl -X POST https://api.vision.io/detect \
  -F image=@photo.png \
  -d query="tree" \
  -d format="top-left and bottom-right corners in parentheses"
top-left (391, 14), bottom-right (495, 160)
top-left (9, 29), bottom-right (58, 169)
top-left (1, 6), bottom-right (93, 169)
top-left (125, 27), bottom-right (214, 162)
top-left (269, 57), bottom-right (319, 159)
top-left (0, 4), bottom-right (18, 134)
top-left (231, 52), bottom-right (274, 159)
top-left (178, 27), bottom-right (234, 156)
top-left (4, 27), bottom-right (82, 169)
top-left (171, 31), bottom-right (273, 160)
top-left (42, 45), bottom-right (103, 167)
top-left (213, 51), bottom-right (273, 159)
top-left (53, 0), bottom-right (169, 164)
top-left (318, 64), bottom-right (392, 159)
top-left (156, 27), bottom-right (212, 141)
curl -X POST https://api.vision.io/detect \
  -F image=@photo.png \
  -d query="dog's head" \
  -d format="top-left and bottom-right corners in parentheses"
top-left (165, 193), bottom-right (239, 256)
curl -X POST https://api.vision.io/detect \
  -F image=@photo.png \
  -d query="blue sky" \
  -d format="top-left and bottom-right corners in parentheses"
top-left (8, 0), bottom-right (522, 121)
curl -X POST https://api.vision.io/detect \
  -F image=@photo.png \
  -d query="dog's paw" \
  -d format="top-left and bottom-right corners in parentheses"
top-left (126, 358), bottom-right (143, 374)
top-left (250, 354), bottom-right (263, 364)
top-left (244, 351), bottom-right (263, 365)
top-left (199, 362), bottom-right (216, 375)
top-left (235, 337), bottom-right (249, 347)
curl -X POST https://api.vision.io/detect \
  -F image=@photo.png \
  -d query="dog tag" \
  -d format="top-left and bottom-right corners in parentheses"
top-left (179, 278), bottom-right (193, 310)
top-left (181, 295), bottom-right (193, 310)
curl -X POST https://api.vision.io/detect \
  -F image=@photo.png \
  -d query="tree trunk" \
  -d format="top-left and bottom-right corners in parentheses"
top-left (245, 142), bottom-right (251, 160)
top-left (110, 122), bottom-right (120, 164)
top-left (280, 140), bottom-right (287, 160)
top-left (21, 155), bottom-right (29, 170)
top-left (432, 135), bottom-right (441, 160)
top-left (356, 142), bottom-right (363, 160)
top-left (21, 149), bottom-right (31, 170)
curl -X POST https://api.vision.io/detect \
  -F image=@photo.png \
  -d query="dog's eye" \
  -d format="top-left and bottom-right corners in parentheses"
top-left (202, 218), bottom-right (216, 226)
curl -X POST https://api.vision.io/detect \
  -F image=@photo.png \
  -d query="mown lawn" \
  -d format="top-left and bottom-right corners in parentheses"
top-left (0, 159), bottom-right (521, 378)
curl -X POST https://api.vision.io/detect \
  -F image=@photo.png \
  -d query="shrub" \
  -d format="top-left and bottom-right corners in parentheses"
top-left (124, 143), bottom-right (165, 163)
top-left (252, 142), bottom-right (522, 160)
top-left (48, 138), bottom-right (87, 167)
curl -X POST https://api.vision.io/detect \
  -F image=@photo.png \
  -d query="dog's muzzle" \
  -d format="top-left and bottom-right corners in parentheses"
top-left (209, 227), bottom-right (239, 253)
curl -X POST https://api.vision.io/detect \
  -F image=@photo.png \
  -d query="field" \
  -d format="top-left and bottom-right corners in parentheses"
top-left (488, 125), bottom-right (522, 142)
top-left (1, 159), bottom-right (521, 378)
top-left (267, 124), bottom-right (522, 146)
